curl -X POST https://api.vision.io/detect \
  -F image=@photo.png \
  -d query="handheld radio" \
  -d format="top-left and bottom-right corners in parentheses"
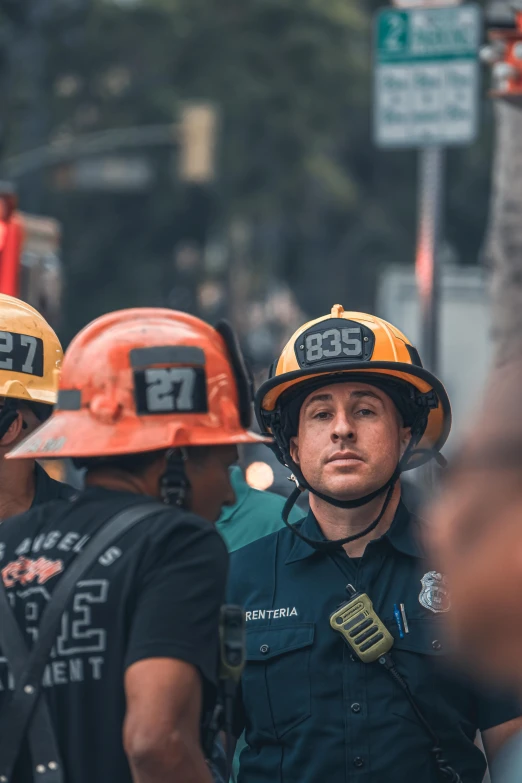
top-left (219, 604), bottom-right (246, 682)
top-left (329, 584), bottom-right (394, 663)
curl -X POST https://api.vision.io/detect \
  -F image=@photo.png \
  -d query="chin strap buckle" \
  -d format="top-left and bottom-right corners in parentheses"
top-left (417, 390), bottom-right (438, 410)
top-left (287, 473), bottom-right (301, 489)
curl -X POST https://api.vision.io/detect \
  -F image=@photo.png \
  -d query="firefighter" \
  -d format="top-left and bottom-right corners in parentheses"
top-left (0, 307), bottom-right (268, 783)
top-left (226, 305), bottom-right (522, 783)
top-left (0, 293), bottom-right (73, 520)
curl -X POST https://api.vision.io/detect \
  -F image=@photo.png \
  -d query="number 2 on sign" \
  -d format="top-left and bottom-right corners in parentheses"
top-left (385, 15), bottom-right (405, 52)
top-left (305, 328), bottom-right (363, 363)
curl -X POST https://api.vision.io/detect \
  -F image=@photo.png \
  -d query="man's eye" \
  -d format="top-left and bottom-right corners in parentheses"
top-left (356, 408), bottom-right (375, 417)
top-left (313, 411), bottom-right (331, 420)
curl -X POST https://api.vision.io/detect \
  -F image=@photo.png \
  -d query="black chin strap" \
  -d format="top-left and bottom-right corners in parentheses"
top-left (280, 413), bottom-right (431, 552)
top-left (282, 479), bottom-right (398, 553)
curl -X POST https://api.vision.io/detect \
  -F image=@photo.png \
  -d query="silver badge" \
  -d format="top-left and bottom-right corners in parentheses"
top-left (419, 571), bottom-right (451, 614)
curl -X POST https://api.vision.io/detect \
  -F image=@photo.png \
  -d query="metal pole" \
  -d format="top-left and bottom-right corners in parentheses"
top-left (415, 145), bottom-right (445, 375)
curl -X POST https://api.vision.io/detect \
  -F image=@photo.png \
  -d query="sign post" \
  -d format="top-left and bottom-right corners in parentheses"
top-left (374, 3), bottom-right (481, 373)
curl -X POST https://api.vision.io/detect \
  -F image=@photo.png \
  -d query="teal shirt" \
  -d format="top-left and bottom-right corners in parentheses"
top-left (216, 467), bottom-right (303, 552)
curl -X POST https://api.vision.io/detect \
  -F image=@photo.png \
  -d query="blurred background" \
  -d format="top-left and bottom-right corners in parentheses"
top-left (0, 0), bottom-right (501, 493)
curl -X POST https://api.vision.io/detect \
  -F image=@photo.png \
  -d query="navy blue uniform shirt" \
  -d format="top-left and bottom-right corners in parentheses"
top-left (228, 501), bottom-right (521, 783)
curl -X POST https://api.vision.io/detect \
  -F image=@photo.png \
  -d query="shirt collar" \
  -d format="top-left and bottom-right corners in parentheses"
top-left (284, 511), bottom-right (328, 564)
top-left (217, 466), bottom-right (251, 524)
top-left (385, 500), bottom-right (425, 559)
top-left (32, 462), bottom-right (53, 507)
top-left (284, 498), bottom-right (424, 565)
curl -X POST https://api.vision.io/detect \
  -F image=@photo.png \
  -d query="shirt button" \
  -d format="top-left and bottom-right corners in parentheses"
top-left (432, 640), bottom-right (442, 651)
top-left (351, 703), bottom-right (361, 714)
top-left (260, 644), bottom-right (270, 655)
top-left (353, 757), bottom-right (365, 768)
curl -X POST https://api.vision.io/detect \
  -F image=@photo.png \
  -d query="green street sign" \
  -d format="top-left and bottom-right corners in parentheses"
top-left (374, 4), bottom-right (481, 148)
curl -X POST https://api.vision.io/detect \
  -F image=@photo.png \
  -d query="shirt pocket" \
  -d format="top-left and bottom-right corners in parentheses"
top-left (387, 616), bottom-right (465, 716)
top-left (243, 623), bottom-right (314, 740)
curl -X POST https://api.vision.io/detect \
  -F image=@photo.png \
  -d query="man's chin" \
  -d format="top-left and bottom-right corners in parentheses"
top-left (317, 481), bottom-right (377, 503)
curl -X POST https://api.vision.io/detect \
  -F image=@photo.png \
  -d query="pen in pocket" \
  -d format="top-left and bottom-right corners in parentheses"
top-left (400, 603), bottom-right (409, 634)
top-left (393, 603), bottom-right (404, 639)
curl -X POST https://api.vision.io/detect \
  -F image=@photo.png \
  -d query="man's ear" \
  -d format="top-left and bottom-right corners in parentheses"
top-left (289, 436), bottom-right (300, 466)
top-left (0, 412), bottom-right (25, 448)
top-left (399, 427), bottom-right (412, 459)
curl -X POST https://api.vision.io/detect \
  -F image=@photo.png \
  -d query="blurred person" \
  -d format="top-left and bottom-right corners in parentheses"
top-left (428, 362), bottom-right (522, 782)
top-left (216, 456), bottom-right (304, 780)
top-left (0, 294), bottom-right (73, 518)
top-left (226, 305), bottom-right (522, 783)
top-left (0, 308), bottom-right (268, 783)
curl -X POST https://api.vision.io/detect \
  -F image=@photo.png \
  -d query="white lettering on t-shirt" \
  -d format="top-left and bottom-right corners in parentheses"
top-left (89, 657), bottom-right (104, 680)
top-left (43, 531), bottom-right (61, 550)
top-left (58, 533), bottom-right (80, 552)
top-left (52, 661), bottom-right (67, 685)
top-left (32, 535), bottom-right (46, 553)
top-left (99, 547), bottom-right (122, 567)
top-left (15, 538), bottom-right (31, 556)
top-left (73, 536), bottom-right (90, 553)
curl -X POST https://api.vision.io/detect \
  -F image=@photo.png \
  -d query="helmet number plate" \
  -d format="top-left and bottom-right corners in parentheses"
top-left (0, 331), bottom-right (44, 377)
top-left (295, 319), bottom-right (374, 368)
top-left (134, 366), bottom-right (208, 415)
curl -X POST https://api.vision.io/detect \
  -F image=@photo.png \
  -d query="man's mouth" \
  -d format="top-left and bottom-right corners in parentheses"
top-left (326, 452), bottom-right (364, 465)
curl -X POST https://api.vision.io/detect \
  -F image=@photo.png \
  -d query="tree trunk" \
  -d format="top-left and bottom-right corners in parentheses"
top-left (484, 100), bottom-right (522, 367)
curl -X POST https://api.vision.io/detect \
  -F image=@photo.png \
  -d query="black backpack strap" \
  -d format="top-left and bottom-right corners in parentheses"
top-left (0, 500), bottom-right (165, 782)
top-left (0, 585), bottom-right (63, 783)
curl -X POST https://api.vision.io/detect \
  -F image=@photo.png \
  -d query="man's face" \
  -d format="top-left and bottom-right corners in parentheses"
top-left (290, 381), bottom-right (410, 501)
top-left (184, 444), bottom-right (238, 522)
top-left (429, 459), bottom-right (522, 685)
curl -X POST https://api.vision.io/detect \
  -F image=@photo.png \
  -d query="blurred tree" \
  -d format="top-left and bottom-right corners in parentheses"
top-left (0, 0), bottom-right (497, 344)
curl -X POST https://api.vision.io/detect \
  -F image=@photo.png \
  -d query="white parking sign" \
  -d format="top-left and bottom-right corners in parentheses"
top-left (374, 4), bottom-right (481, 148)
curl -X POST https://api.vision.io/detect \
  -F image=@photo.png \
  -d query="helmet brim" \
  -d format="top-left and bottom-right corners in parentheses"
top-left (6, 410), bottom-right (271, 460)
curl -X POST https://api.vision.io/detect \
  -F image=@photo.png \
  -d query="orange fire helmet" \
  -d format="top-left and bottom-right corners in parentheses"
top-left (256, 304), bottom-right (451, 470)
top-left (8, 308), bottom-right (269, 461)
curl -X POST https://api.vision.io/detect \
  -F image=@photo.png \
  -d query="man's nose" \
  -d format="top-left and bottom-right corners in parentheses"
top-left (331, 412), bottom-right (355, 441)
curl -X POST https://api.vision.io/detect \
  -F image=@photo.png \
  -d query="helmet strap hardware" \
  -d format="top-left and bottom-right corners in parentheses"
top-left (160, 449), bottom-right (190, 509)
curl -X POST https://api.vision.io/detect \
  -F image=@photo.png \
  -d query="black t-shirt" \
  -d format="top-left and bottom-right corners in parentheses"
top-left (0, 487), bottom-right (229, 783)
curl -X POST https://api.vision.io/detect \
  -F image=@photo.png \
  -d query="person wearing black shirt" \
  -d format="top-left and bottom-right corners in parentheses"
top-left (0, 307), bottom-right (269, 783)
top-left (0, 294), bottom-right (74, 519)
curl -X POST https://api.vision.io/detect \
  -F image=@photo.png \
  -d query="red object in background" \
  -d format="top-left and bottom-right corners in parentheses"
top-left (0, 193), bottom-right (24, 298)
top-left (486, 10), bottom-right (522, 98)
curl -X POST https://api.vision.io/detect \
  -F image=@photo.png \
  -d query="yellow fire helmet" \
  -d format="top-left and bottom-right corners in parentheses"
top-left (0, 293), bottom-right (63, 437)
top-left (256, 305), bottom-right (451, 540)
